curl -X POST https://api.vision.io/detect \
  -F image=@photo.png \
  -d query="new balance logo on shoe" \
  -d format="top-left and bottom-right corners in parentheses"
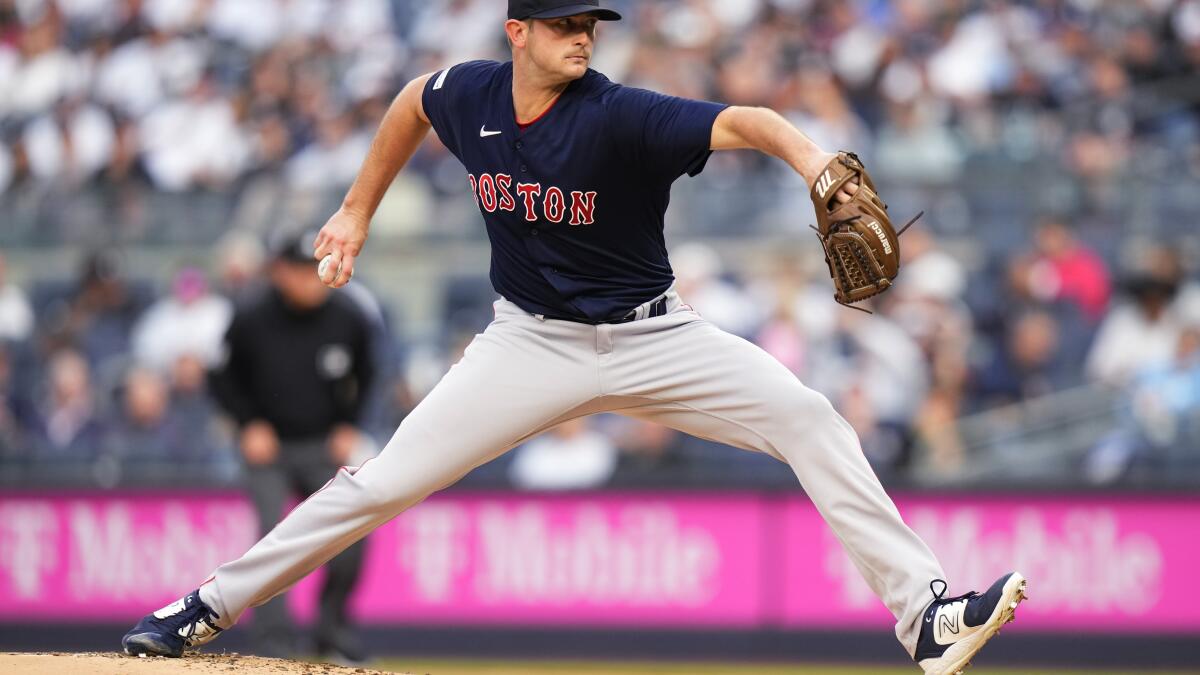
top-left (915, 573), bottom-right (1027, 675)
top-left (931, 595), bottom-right (971, 646)
top-left (938, 611), bottom-right (961, 639)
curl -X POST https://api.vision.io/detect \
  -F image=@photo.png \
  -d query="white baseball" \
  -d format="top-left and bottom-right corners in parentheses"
top-left (318, 254), bottom-right (338, 281)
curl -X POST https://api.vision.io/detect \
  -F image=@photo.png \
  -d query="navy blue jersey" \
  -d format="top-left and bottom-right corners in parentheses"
top-left (422, 60), bottom-right (727, 323)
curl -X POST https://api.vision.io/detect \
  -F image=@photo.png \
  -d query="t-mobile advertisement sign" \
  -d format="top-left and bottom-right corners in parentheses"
top-left (0, 492), bottom-right (1196, 632)
top-left (294, 495), bottom-right (765, 626)
top-left (784, 496), bottom-right (1193, 631)
top-left (0, 495), bottom-right (257, 619)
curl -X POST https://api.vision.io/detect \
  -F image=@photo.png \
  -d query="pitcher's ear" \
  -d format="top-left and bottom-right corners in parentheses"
top-left (505, 19), bottom-right (531, 49)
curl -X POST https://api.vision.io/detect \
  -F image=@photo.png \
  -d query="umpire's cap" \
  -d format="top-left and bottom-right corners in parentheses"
top-left (508, 0), bottom-right (621, 21)
top-left (266, 228), bottom-right (319, 265)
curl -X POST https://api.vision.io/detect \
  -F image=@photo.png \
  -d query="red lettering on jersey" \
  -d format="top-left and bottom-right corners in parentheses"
top-left (478, 173), bottom-right (498, 212)
top-left (467, 174), bottom-right (479, 208)
top-left (516, 183), bottom-right (542, 222)
top-left (569, 190), bottom-right (598, 225)
top-left (495, 173), bottom-right (516, 212)
top-left (544, 186), bottom-right (566, 223)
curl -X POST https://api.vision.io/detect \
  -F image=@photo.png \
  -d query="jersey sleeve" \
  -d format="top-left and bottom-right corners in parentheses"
top-left (421, 60), bottom-right (497, 159)
top-left (603, 86), bottom-right (729, 181)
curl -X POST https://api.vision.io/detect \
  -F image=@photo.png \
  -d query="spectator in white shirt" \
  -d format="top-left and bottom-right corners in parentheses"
top-left (1087, 247), bottom-right (1189, 387)
top-left (285, 110), bottom-right (370, 191)
top-left (131, 266), bottom-right (232, 372)
top-left (0, 252), bottom-right (34, 343)
top-left (510, 418), bottom-right (618, 491)
top-left (22, 97), bottom-right (115, 184)
top-left (138, 75), bottom-right (250, 191)
top-left (4, 12), bottom-right (84, 119)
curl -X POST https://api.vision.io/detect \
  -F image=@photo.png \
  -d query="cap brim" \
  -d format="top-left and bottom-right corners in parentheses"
top-left (527, 5), bottom-right (622, 20)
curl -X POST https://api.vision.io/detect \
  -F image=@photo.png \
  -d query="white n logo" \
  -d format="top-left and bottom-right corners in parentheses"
top-left (815, 171), bottom-right (835, 199)
top-left (938, 612), bottom-right (960, 637)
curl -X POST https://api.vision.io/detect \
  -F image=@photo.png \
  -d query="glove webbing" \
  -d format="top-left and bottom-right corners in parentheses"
top-left (811, 211), bottom-right (924, 314)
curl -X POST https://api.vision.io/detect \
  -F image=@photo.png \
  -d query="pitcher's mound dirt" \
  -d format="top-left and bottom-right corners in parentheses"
top-left (1, 652), bottom-right (404, 675)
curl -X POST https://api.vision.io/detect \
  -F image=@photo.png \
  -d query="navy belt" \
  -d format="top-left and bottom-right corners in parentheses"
top-left (613, 296), bottom-right (669, 323)
top-left (540, 296), bottom-right (669, 325)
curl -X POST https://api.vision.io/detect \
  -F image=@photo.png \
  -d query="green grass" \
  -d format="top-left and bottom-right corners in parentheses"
top-left (376, 660), bottom-right (1200, 675)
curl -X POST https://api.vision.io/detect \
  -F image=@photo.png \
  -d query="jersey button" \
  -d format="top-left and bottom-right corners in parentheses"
top-left (515, 141), bottom-right (524, 149)
top-left (530, 228), bottom-right (539, 236)
top-left (520, 165), bottom-right (528, 173)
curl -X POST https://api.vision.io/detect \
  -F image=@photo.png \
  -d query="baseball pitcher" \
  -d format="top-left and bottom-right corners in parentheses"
top-left (122, 3), bottom-right (1025, 673)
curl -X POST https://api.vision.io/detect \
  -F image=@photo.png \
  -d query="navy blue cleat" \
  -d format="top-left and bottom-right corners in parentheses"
top-left (122, 590), bottom-right (224, 658)
top-left (915, 572), bottom-right (1027, 675)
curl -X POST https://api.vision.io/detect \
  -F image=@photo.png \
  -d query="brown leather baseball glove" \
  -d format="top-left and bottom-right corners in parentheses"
top-left (809, 151), bottom-right (921, 311)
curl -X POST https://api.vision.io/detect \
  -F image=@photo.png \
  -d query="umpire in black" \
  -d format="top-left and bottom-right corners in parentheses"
top-left (209, 228), bottom-right (376, 663)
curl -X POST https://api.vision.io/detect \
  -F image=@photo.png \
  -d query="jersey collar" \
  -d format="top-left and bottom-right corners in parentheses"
top-left (502, 62), bottom-right (586, 137)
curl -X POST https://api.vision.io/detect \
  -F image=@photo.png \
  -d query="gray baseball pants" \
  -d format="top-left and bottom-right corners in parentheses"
top-left (199, 290), bottom-right (945, 656)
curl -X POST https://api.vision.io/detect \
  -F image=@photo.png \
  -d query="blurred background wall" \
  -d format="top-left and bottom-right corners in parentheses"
top-left (1, 0), bottom-right (1199, 670)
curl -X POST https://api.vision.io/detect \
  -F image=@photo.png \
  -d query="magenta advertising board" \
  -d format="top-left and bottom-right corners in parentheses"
top-left (292, 494), bottom-right (768, 626)
top-left (782, 496), bottom-right (1200, 632)
top-left (0, 494), bottom-right (258, 620)
top-left (0, 491), bottom-right (1197, 633)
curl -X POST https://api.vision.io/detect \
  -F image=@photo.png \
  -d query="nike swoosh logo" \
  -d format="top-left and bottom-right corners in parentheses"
top-left (480, 126), bottom-right (502, 137)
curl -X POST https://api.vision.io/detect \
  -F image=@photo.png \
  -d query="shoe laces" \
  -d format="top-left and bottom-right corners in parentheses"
top-left (929, 579), bottom-right (979, 607)
top-left (158, 596), bottom-right (219, 640)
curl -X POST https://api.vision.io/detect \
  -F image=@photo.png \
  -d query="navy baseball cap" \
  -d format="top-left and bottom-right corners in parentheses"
top-left (508, 0), bottom-right (621, 21)
top-left (267, 228), bottom-right (319, 265)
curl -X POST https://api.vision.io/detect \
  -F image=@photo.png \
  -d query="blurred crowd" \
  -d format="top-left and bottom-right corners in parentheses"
top-left (2, 0), bottom-right (1200, 234)
top-left (3, 221), bottom-right (1200, 488)
top-left (2, 0), bottom-right (1200, 488)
